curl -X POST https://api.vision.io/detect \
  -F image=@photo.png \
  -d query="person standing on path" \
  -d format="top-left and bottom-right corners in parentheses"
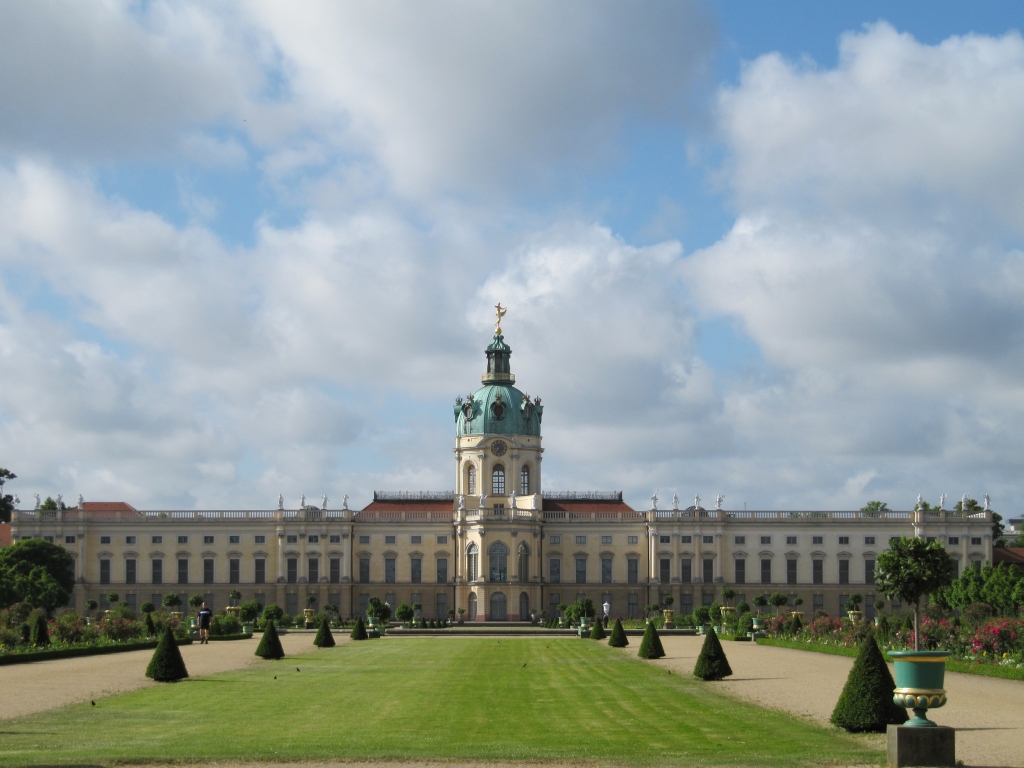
top-left (197, 603), bottom-right (213, 644)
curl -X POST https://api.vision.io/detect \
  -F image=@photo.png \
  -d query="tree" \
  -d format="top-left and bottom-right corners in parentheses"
top-left (752, 594), bottom-right (768, 615)
top-left (845, 594), bottom-right (863, 613)
top-left (980, 563), bottom-right (1022, 615)
top-left (830, 633), bottom-right (907, 732)
top-left (395, 603), bottom-right (414, 623)
top-left (313, 619), bottom-right (336, 648)
top-left (188, 594), bottom-right (203, 614)
top-left (0, 538), bottom-right (75, 611)
top-left (39, 496), bottom-right (65, 511)
top-left (106, 592), bottom-right (120, 607)
top-left (350, 616), bottom-right (369, 640)
top-left (229, 589), bottom-right (242, 605)
top-left (720, 587), bottom-right (736, 606)
top-left (693, 627), bottom-right (732, 680)
top-left (608, 618), bottom-right (628, 647)
top-left (589, 617), bottom-right (606, 640)
top-left (0, 468), bottom-right (15, 523)
top-left (860, 501), bottom-right (889, 514)
top-left (255, 621), bottom-right (285, 659)
top-left (637, 621), bottom-right (665, 659)
top-left (366, 596), bottom-right (392, 624)
top-left (769, 592), bottom-right (788, 615)
top-left (875, 537), bottom-right (955, 651)
top-left (239, 600), bottom-right (262, 624)
top-left (146, 626), bottom-right (189, 682)
top-left (85, 599), bottom-right (99, 618)
top-left (262, 604), bottom-right (284, 626)
top-left (30, 611), bottom-right (50, 647)
top-left (140, 601), bottom-right (156, 615)
top-left (162, 594), bottom-right (182, 611)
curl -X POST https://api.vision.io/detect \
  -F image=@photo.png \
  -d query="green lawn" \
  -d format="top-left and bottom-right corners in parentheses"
top-left (0, 638), bottom-right (882, 766)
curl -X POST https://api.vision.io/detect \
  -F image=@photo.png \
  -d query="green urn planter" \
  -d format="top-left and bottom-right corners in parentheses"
top-left (888, 650), bottom-right (950, 727)
top-left (751, 617), bottom-right (764, 631)
top-left (847, 610), bottom-right (863, 622)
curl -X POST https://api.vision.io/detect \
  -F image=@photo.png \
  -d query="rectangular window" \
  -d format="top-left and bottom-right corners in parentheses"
top-left (330, 535), bottom-right (341, 544)
top-left (411, 558), bottom-right (422, 583)
top-left (628, 535), bottom-right (638, 545)
top-left (786, 536), bottom-right (797, 545)
top-left (437, 535), bottom-right (448, 544)
top-left (125, 559), bottom-right (137, 585)
top-left (839, 559), bottom-right (850, 585)
top-left (838, 594), bottom-right (849, 614)
top-left (229, 558), bottom-right (240, 584)
top-left (659, 558), bottom-right (670, 583)
top-left (385, 535), bottom-right (396, 544)
top-left (760, 558), bottom-right (771, 584)
top-left (601, 535), bottom-right (613, 545)
top-left (436, 558), bottom-right (448, 583)
top-left (359, 535), bottom-right (370, 544)
top-left (550, 593), bottom-right (561, 618)
top-left (411, 535), bottom-right (422, 544)
top-left (330, 558), bottom-right (341, 583)
top-left (385, 558), bottom-right (396, 583)
top-left (100, 536), bottom-right (111, 544)
top-left (680, 535), bottom-right (692, 543)
top-left (947, 536), bottom-right (959, 546)
top-left (359, 558), bottom-right (370, 583)
top-left (204, 558), bottom-right (215, 584)
top-left (864, 559), bottom-right (875, 584)
top-left (602, 558), bottom-right (612, 584)
top-left (628, 558), bottom-right (638, 584)
top-left (702, 592), bottom-right (714, 606)
top-left (328, 592), bottom-right (340, 612)
top-left (255, 535), bottom-right (265, 544)
top-left (152, 593), bottom-right (163, 609)
top-left (864, 536), bottom-right (875, 545)
top-left (787, 559), bottom-right (797, 585)
top-left (865, 593), bottom-right (875, 621)
top-left (359, 593), bottom-right (369, 615)
top-left (660, 535), bottom-right (670, 544)
top-left (286, 593), bottom-right (298, 616)
top-left (812, 559), bottom-right (823, 584)
top-left (308, 535), bottom-right (319, 544)
top-left (125, 594), bottom-right (136, 614)
top-left (308, 558), bottom-right (319, 584)
top-left (838, 536), bottom-right (849, 545)
top-left (628, 593), bottom-right (639, 619)
top-left (100, 559), bottom-right (111, 584)
top-left (203, 593), bottom-right (215, 611)
top-left (152, 535), bottom-right (162, 544)
top-left (287, 558), bottom-right (298, 583)
top-left (549, 558), bottom-right (561, 583)
top-left (178, 536), bottom-right (188, 544)
top-left (702, 558), bottom-right (714, 583)
top-left (734, 536), bottom-right (745, 545)
top-left (437, 593), bottom-right (448, 620)
top-left (255, 558), bottom-right (266, 584)
top-left (549, 535), bottom-right (560, 544)
top-left (152, 560), bottom-right (163, 584)
top-left (204, 535), bottom-right (215, 545)
top-left (65, 536), bottom-right (76, 544)
top-left (575, 535), bottom-right (587, 545)
top-left (229, 535), bottom-right (240, 544)
top-left (177, 558), bottom-right (189, 584)
top-left (734, 558), bottom-right (745, 584)
top-left (125, 536), bottom-right (136, 545)
top-left (702, 535), bottom-right (714, 544)
top-left (680, 558), bottom-right (692, 583)
top-left (255, 592), bottom-right (265, 608)
top-left (680, 593), bottom-right (692, 616)
top-left (760, 536), bottom-right (771, 545)
top-left (971, 537), bottom-right (982, 546)
top-left (575, 557), bottom-right (587, 584)
top-left (813, 594), bottom-right (824, 612)
top-left (812, 536), bottom-right (823, 545)
top-left (286, 535), bottom-right (298, 544)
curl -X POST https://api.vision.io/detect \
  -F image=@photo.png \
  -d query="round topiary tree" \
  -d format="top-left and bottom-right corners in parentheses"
top-left (769, 592), bottom-right (789, 615)
top-left (693, 626), bottom-right (733, 680)
top-left (830, 633), bottom-right (908, 732)
top-left (162, 594), bottom-right (181, 612)
top-left (608, 617), bottom-right (628, 647)
top-left (693, 605), bottom-right (711, 626)
top-left (720, 587), bottom-right (736, 606)
top-left (188, 594), bottom-right (203, 614)
top-left (875, 537), bottom-right (955, 651)
top-left (255, 620), bottom-right (285, 659)
top-left (85, 599), bottom-right (99, 618)
top-left (752, 594), bottom-right (768, 615)
top-left (145, 626), bottom-right (189, 682)
top-left (350, 616), bottom-right (369, 640)
top-left (589, 616), bottom-right (607, 640)
top-left (734, 601), bottom-right (750, 615)
top-left (144, 611), bottom-right (157, 636)
top-left (313, 618), bottom-right (336, 648)
top-left (140, 601), bottom-right (156, 615)
top-left (30, 612), bottom-right (50, 647)
top-left (637, 620), bottom-right (665, 659)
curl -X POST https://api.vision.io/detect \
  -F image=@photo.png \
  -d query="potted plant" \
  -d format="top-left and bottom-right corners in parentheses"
top-left (769, 592), bottom-right (789, 616)
top-left (790, 596), bottom-right (804, 620)
top-left (303, 594), bottom-right (317, 628)
top-left (162, 593), bottom-right (183, 623)
top-left (719, 588), bottom-right (736, 624)
top-left (876, 537), bottom-right (956, 727)
top-left (187, 594), bottom-right (203, 635)
top-left (365, 597), bottom-right (391, 637)
top-left (693, 605), bottom-right (711, 634)
top-left (395, 602), bottom-right (414, 628)
top-left (751, 594), bottom-right (768, 629)
top-left (239, 600), bottom-right (261, 635)
top-left (662, 595), bottom-right (675, 628)
top-left (873, 599), bottom-right (886, 626)
top-left (556, 603), bottom-right (568, 628)
top-left (845, 593), bottom-right (863, 621)
top-left (457, 606), bottom-right (466, 625)
top-left (105, 592), bottom-right (120, 618)
top-left (226, 589), bottom-right (242, 620)
top-left (447, 608), bottom-right (455, 626)
top-left (85, 598), bottom-right (99, 624)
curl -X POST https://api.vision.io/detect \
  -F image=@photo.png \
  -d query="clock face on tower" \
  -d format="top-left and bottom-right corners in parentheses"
top-left (491, 439), bottom-right (507, 457)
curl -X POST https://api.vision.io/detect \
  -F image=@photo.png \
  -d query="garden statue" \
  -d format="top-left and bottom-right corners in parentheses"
top-left (650, 490), bottom-right (658, 510)
top-left (33, 493), bottom-right (40, 509)
top-left (716, 494), bottom-right (724, 511)
top-left (672, 494), bottom-right (679, 511)
top-left (277, 493), bottom-right (284, 510)
top-left (939, 493), bottom-right (946, 510)
top-left (321, 493), bottom-right (328, 510)
top-left (984, 494), bottom-right (991, 510)
top-left (342, 494), bottom-right (349, 510)
top-left (603, 600), bottom-right (611, 619)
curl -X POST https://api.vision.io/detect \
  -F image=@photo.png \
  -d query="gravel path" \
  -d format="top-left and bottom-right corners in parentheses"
top-left (0, 633), bottom-right (317, 720)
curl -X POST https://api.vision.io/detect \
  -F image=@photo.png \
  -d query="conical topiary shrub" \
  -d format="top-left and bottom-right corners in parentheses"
top-left (830, 633), bottom-right (908, 732)
top-left (637, 620), bottom-right (665, 659)
top-left (255, 620), bottom-right (285, 659)
top-left (608, 617), bottom-right (628, 648)
top-left (145, 626), bottom-right (189, 682)
top-left (145, 611), bottom-right (157, 637)
top-left (787, 613), bottom-right (803, 635)
top-left (589, 617), bottom-right (607, 640)
top-left (350, 616), bottom-right (368, 640)
top-left (314, 619), bottom-right (336, 648)
top-left (30, 613), bottom-right (50, 647)
top-left (693, 626), bottom-right (732, 680)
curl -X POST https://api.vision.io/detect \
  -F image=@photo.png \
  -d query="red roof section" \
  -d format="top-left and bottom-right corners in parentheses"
top-left (542, 498), bottom-right (636, 513)
top-left (0, 523), bottom-right (11, 548)
top-left (82, 502), bottom-right (137, 512)
top-left (994, 547), bottom-right (1024, 566)
top-left (359, 499), bottom-right (453, 513)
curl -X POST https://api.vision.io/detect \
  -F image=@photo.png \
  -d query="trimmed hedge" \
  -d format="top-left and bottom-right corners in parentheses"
top-left (830, 633), bottom-right (907, 732)
top-left (314, 621), bottom-right (336, 648)
top-left (693, 627), bottom-right (733, 680)
top-left (351, 617), bottom-right (369, 641)
top-left (608, 618), bottom-right (628, 648)
top-left (0, 637), bottom-right (193, 666)
top-left (255, 621), bottom-right (285, 659)
top-left (638, 621), bottom-right (665, 659)
top-left (589, 619), bottom-right (607, 641)
top-left (146, 627), bottom-right (189, 682)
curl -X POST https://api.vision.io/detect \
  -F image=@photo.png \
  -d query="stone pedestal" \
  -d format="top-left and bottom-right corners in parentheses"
top-left (887, 725), bottom-right (955, 767)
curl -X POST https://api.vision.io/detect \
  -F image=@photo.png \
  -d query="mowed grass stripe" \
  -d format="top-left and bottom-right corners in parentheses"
top-left (0, 638), bottom-right (881, 766)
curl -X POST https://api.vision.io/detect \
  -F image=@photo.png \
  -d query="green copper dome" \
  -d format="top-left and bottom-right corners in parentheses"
top-left (454, 332), bottom-right (543, 436)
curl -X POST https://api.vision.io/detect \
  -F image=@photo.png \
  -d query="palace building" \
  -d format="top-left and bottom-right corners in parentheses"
top-left (10, 312), bottom-right (995, 622)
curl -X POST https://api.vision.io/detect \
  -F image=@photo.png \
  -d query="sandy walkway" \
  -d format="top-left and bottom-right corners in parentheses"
top-left (640, 636), bottom-right (1024, 768)
top-left (0, 633), bottom-right (318, 720)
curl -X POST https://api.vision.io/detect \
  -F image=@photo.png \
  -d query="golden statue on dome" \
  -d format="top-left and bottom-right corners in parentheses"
top-left (494, 302), bottom-right (507, 334)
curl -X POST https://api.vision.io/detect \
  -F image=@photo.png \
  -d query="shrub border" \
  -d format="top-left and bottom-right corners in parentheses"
top-left (756, 638), bottom-right (1024, 681)
top-left (0, 637), bottom-right (193, 666)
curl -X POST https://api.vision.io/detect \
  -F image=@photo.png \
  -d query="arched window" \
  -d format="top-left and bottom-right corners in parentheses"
top-left (488, 541), bottom-right (508, 582)
top-left (467, 543), bottom-right (479, 582)
top-left (467, 464), bottom-right (477, 495)
top-left (518, 542), bottom-right (530, 582)
top-left (519, 591), bottom-right (530, 621)
top-left (490, 592), bottom-right (507, 620)
top-left (491, 464), bottom-right (505, 495)
top-left (520, 465), bottom-right (530, 495)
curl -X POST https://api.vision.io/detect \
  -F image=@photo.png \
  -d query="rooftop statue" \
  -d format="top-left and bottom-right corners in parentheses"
top-left (321, 493), bottom-right (328, 510)
top-left (56, 493), bottom-right (63, 508)
top-left (494, 302), bottom-right (507, 334)
top-left (342, 494), bottom-right (349, 510)
top-left (650, 489), bottom-right (658, 511)
top-left (278, 494), bottom-right (284, 510)
top-left (12, 494), bottom-right (19, 509)
top-left (694, 493), bottom-right (701, 510)
top-left (299, 493), bottom-right (305, 508)
top-left (78, 494), bottom-right (84, 509)
top-left (672, 493), bottom-right (679, 511)
top-left (716, 494), bottom-right (724, 511)
top-left (33, 493), bottom-right (40, 510)
top-left (939, 493), bottom-right (946, 511)
top-left (916, 494), bottom-right (923, 510)
top-left (984, 494), bottom-right (991, 510)
top-left (510, 492), bottom-right (517, 509)
top-left (962, 493), bottom-right (969, 511)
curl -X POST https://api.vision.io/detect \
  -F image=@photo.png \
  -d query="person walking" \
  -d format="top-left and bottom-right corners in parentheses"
top-left (197, 602), bottom-right (213, 644)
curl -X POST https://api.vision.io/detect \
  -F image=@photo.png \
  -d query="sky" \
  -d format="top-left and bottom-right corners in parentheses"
top-left (1, 1), bottom-right (1023, 514)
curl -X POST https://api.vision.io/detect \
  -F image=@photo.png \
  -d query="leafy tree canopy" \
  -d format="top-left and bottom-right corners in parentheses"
top-left (0, 467), bottom-right (15, 523)
top-left (0, 538), bottom-right (75, 610)
top-left (860, 500), bottom-right (889, 513)
top-left (875, 537), bottom-right (955, 650)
